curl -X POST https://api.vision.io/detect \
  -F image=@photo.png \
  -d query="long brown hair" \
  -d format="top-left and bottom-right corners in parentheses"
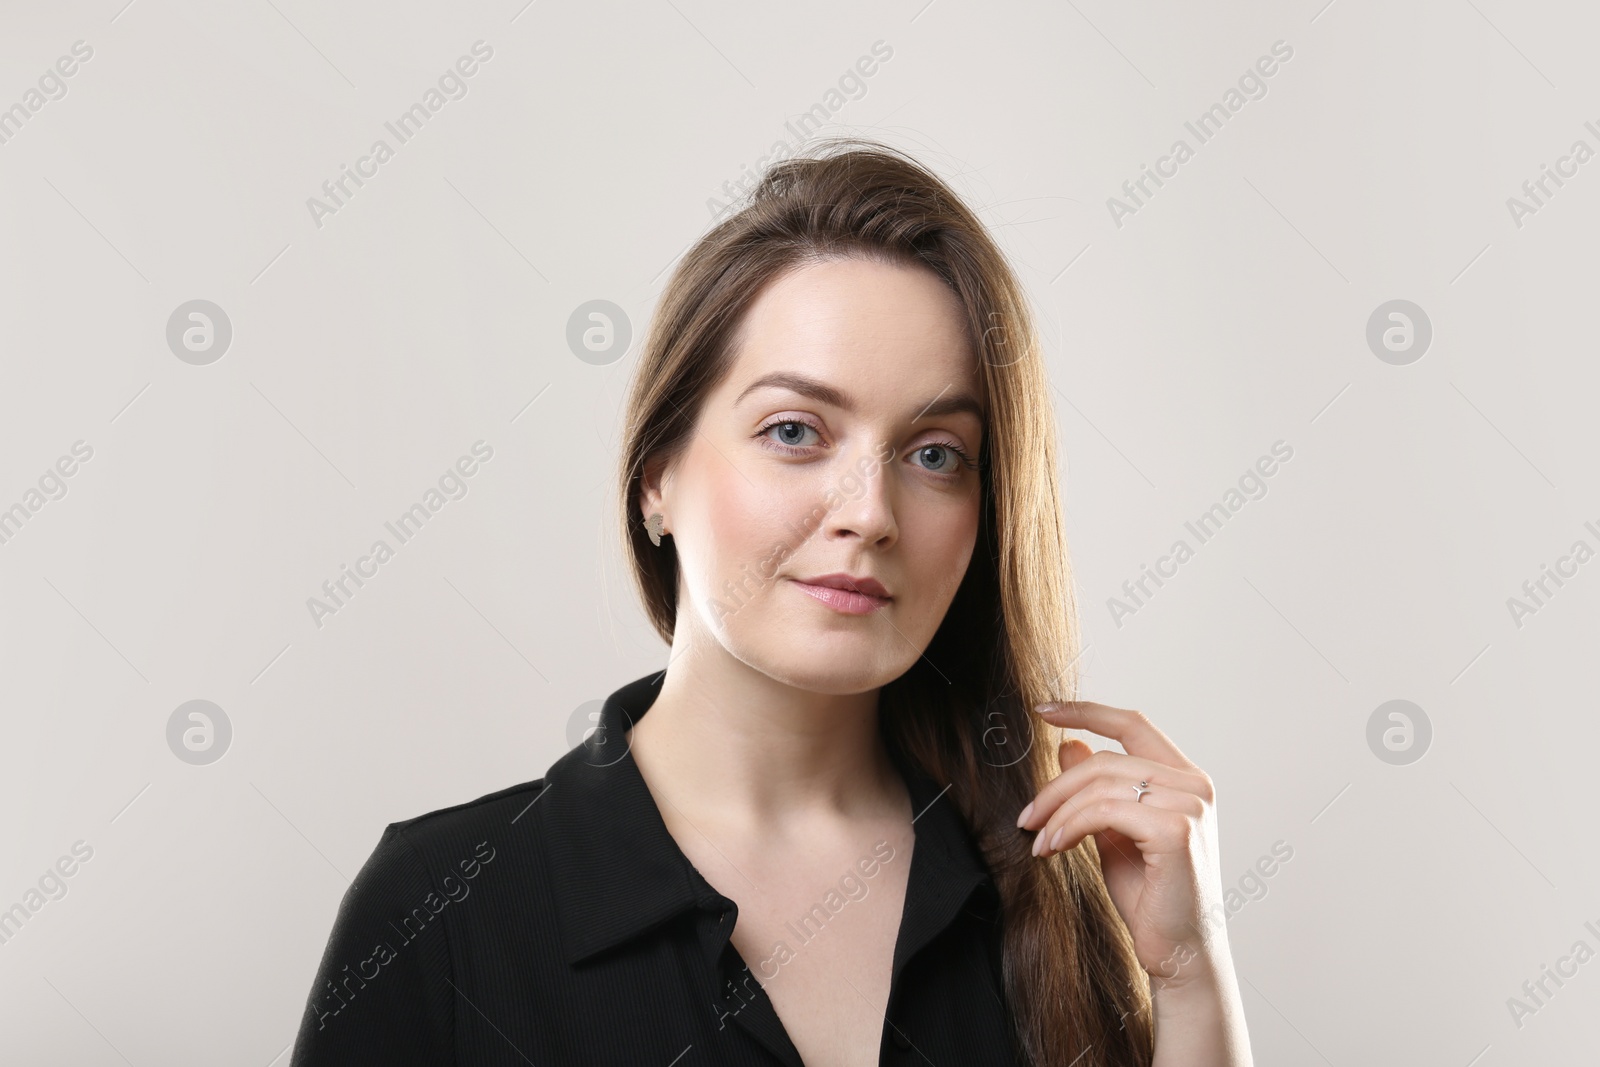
top-left (616, 138), bottom-right (1154, 1066)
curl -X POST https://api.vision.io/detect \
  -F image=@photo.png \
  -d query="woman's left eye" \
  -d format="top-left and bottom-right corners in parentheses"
top-left (762, 420), bottom-right (819, 448)
top-left (912, 443), bottom-right (972, 474)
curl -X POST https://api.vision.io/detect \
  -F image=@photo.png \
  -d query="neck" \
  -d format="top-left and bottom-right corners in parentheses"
top-left (625, 634), bottom-right (906, 836)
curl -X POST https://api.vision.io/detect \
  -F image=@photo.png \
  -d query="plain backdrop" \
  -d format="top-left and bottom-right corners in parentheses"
top-left (2, 1), bottom-right (1597, 1063)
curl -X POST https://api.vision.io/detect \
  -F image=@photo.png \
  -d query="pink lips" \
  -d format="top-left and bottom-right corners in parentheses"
top-left (790, 573), bottom-right (892, 616)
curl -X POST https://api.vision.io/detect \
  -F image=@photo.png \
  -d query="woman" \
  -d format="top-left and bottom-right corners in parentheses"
top-left (290, 139), bottom-right (1251, 1066)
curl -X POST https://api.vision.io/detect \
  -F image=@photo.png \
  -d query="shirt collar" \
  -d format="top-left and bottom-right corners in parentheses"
top-left (536, 669), bottom-right (999, 968)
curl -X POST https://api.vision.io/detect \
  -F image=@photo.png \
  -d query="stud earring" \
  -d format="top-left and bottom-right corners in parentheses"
top-left (644, 512), bottom-right (666, 547)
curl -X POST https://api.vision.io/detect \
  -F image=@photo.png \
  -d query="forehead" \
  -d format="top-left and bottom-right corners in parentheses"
top-left (724, 256), bottom-right (980, 406)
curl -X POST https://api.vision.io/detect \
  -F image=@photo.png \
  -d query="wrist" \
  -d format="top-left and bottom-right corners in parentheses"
top-left (1147, 950), bottom-right (1253, 1067)
top-left (1149, 945), bottom-right (1237, 1008)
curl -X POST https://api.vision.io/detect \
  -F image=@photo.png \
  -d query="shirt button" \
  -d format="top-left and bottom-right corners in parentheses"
top-left (890, 1025), bottom-right (913, 1051)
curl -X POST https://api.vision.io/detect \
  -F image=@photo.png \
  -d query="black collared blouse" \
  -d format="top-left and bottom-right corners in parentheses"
top-left (289, 670), bottom-right (1023, 1065)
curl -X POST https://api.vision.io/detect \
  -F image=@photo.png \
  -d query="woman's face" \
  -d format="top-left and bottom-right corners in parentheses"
top-left (643, 255), bottom-right (985, 695)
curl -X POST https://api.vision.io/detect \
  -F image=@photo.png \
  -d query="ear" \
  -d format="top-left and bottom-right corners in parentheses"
top-left (638, 452), bottom-right (672, 526)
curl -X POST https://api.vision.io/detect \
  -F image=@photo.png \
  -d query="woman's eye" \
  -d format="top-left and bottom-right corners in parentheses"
top-left (764, 421), bottom-right (819, 448)
top-left (913, 444), bottom-right (959, 473)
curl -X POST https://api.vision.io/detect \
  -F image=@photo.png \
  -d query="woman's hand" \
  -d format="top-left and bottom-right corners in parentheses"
top-left (1017, 700), bottom-right (1227, 990)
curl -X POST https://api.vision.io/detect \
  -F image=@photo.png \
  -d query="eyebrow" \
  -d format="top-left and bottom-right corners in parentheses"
top-left (734, 371), bottom-right (984, 424)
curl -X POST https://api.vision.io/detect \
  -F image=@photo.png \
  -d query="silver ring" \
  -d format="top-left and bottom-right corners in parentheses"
top-left (1132, 780), bottom-right (1150, 803)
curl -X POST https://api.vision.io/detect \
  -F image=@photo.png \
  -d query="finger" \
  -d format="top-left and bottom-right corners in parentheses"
top-left (1058, 737), bottom-right (1092, 775)
top-left (1033, 700), bottom-right (1199, 771)
top-left (1018, 748), bottom-right (1211, 830)
top-left (1033, 781), bottom-right (1201, 857)
top-left (1014, 739), bottom-right (1093, 830)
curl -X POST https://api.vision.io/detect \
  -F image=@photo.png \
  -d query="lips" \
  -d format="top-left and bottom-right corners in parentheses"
top-left (789, 573), bottom-right (892, 616)
top-left (797, 573), bottom-right (890, 599)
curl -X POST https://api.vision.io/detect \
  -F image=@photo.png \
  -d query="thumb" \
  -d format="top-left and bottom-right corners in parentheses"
top-left (1058, 736), bottom-right (1094, 773)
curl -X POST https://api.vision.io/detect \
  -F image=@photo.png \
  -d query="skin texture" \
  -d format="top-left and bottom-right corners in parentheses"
top-left (644, 255), bottom-right (985, 703)
top-left (628, 255), bottom-right (986, 1066)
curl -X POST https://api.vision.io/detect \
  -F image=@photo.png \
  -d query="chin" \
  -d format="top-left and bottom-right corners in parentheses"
top-left (732, 634), bottom-right (918, 697)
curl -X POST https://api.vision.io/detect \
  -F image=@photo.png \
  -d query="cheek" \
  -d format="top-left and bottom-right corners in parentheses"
top-left (696, 461), bottom-right (795, 575)
top-left (904, 490), bottom-right (980, 603)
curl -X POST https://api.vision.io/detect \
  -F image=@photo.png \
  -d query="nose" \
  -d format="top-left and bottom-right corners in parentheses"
top-left (819, 445), bottom-right (898, 548)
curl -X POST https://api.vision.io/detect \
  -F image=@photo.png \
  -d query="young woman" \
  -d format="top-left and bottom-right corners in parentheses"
top-left (290, 140), bottom-right (1251, 1066)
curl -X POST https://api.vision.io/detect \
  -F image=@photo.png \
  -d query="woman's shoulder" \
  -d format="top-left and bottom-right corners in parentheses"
top-left (363, 771), bottom-right (556, 889)
top-left (351, 722), bottom-right (620, 898)
top-left (383, 775), bottom-right (550, 856)
top-left (290, 775), bottom-right (557, 1062)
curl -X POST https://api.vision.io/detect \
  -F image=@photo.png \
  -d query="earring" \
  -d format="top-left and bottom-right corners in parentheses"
top-left (644, 512), bottom-right (666, 547)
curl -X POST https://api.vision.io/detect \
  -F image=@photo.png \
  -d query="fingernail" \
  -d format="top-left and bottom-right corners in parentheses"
top-left (1031, 829), bottom-right (1045, 857)
top-left (1016, 802), bottom-right (1034, 828)
top-left (1050, 827), bottom-right (1066, 852)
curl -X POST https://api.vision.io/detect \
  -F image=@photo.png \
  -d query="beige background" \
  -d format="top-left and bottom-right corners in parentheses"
top-left (2, 0), bottom-right (1597, 1063)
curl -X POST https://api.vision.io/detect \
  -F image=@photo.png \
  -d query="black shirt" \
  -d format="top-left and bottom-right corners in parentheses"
top-left (289, 670), bottom-right (1021, 1065)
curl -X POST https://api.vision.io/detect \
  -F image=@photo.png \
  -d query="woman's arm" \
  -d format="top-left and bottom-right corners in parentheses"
top-left (1148, 941), bottom-right (1253, 1067)
top-left (1019, 699), bottom-right (1253, 1066)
